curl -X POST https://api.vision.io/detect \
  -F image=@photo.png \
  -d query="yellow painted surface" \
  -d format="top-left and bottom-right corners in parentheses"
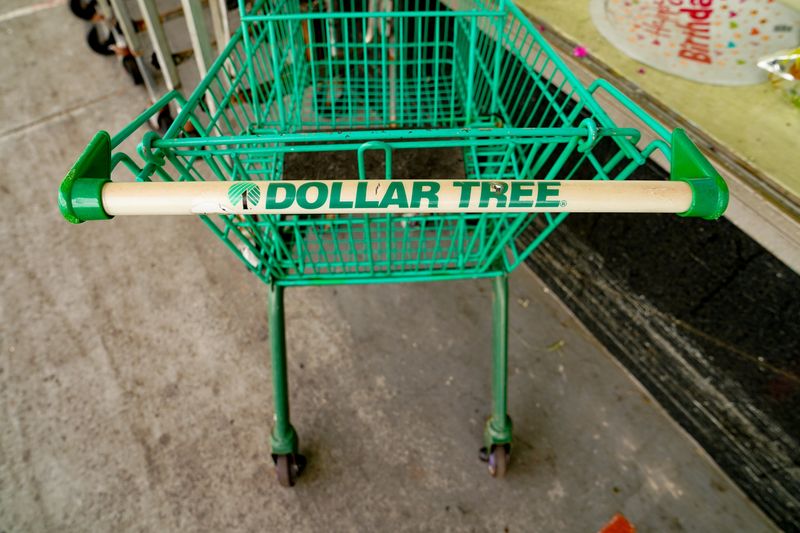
top-left (780, 0), bottom-right (800, 11)
top-left (516, 0), bottom-right (800, 202)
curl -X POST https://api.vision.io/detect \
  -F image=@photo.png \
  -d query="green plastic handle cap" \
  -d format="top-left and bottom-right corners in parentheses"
top-left (670, 129), bottom-right (729, 220)
top-left (58, 131), bottom-right (113, 224)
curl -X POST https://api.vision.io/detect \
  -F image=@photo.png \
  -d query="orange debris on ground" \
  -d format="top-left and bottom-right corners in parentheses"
top-left (598, 513), bottom-right (635, 533)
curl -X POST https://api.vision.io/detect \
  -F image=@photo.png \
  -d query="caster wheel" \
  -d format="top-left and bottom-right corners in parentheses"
top-left (122, 55), bottom-right (144, 85)
top-left (87, 25), bottom-right (115, 56)
top-left (489, 445), bottom-right (508, 478)
top-left (156, 107), bottom-right (174, 135)
top-left (70, 0), bottom-right (97, 20)
top-left (148, 107), bottom-right (173, 135)
top-left (479, 445), bottom-right (509, 478)
top-left (274, 453), bottom-right (306, 487)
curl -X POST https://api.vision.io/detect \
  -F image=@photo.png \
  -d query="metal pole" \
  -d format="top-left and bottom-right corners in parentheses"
top-left (267, 283), bottom-right (297, 455)
top-left (208, 0), bottom-right (231, 56)
top-left (490, 274), bottom-right (510, 439)
top-left (181, 0), bottom-right (215, 79)
top-left (137, 0), bottom-right (180, 90)
top-left (103, 0), bottom-right (159, 102)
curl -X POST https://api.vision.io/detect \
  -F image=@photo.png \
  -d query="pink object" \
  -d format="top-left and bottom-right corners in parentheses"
top-left (573, 45), bottom-right (588, 58)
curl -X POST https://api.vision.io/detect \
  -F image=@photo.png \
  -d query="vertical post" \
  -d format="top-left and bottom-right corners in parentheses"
top-left (181, 0), bottom-right (215, 79)
top-left (486, 274), bottom-right (513, 449)
top-left (490, 0), bottom-right (506, 117)
top-left (268, 20), bottom-right (287, 129)
top-left (268, 283), bottom-right (298, 455)
top-left (492, 274), bottom-right (508, 426)
top-left (137, 0), bottom-right (180, 90)
top-left (105, 0), bottom-right (159, 102)
top-left (208, 0), bottom-right (231, 56)
top-left (182, 0), bottom-right (217, 119)
top-left (239, 0), bottom-right (261, 125)
top-left (465, 16), bottom-right (477, 124)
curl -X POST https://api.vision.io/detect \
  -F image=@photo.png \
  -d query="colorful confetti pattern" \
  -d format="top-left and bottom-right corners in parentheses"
top-left (589, 0), bottom-right (799, 85)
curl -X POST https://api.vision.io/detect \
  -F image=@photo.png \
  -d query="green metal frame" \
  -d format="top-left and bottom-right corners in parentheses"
top-left (268, 283), bottom-right (299, 456)
top-left (486, 274), bottom-right (513, 450)
top-left (58, 0), bottom-right (729, 470)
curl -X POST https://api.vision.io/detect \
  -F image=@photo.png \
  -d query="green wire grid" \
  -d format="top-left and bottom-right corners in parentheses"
top-left (112, 0), bottom-right (673, 286)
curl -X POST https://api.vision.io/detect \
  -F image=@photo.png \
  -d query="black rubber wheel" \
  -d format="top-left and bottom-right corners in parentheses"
top-left (86, 25), bottom-right (115, 56)
top-left (274, 453), bottom-right (306, 487)
top-left (122, 55), bottom-right (144, 85)
top-left (156, 106), bottom-right (174, 135)
top-left (479, 446), bottom-right (490, 462)
top-left (275, 455), bottom-right (295, 487)
top-left (70, 0), bottom-right (97, 20)
top-left (488, 445), bottom-right (508, 478)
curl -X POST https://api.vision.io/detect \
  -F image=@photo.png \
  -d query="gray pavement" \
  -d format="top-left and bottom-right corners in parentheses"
top-left (0, 3), bottom-right (778, 532)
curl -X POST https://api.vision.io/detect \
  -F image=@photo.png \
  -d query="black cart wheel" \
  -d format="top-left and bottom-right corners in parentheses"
top-left (488, 445), bottom-right (508, 478)
top-left (86, 25), bottom-right (115, 56)
top-left (70, 0), bottom-right (97, 20)
top-left (156, 106), bottom-right (174, 135)
top-left (274, 453), bottom-right (306, 487)
top-left (121, 55), bottom-right (144, 85)
top-left (148, 106), bottom-right (175, 136)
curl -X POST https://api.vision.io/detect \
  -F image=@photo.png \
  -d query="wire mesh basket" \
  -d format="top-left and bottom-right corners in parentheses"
top-left (84, 0), bottom-right (719, 286)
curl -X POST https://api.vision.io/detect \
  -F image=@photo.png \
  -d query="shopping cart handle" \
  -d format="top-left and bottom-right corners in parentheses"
top-left (669, 129), bottom-right (729, 220)
top-left (58, 131), bottom-right (113, 224)
top-left (57, 132), bottom-right (728, 222)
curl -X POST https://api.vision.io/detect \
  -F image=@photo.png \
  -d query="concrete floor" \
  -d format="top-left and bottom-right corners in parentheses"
top-left (0, 4), bottom-right (778, 532)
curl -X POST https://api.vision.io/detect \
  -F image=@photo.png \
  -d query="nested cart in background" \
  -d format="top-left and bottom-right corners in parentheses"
top-left (71, 0), bottom-right (237, 130)
top-left (59, 0), bottom-right (728, 486)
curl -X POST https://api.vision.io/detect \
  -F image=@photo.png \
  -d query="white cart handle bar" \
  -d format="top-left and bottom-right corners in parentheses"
top-left (59, 131), bottom-right (729, 223)
top-left (97, 179), bottom-right (696, 216)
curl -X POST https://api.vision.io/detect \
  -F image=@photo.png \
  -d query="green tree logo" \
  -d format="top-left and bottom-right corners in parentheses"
top-left (228, 182), bottom-right (261, 210)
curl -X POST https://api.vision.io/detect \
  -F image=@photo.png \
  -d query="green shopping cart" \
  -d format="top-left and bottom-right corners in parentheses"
top-left (59, 0), bottom-right (728, 486)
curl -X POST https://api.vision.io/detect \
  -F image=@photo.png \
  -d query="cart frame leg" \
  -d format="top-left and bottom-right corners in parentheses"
top-left (267, 283), bottom-right (299, 456)
top-left (485, 274), bottom-right (513, 450)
